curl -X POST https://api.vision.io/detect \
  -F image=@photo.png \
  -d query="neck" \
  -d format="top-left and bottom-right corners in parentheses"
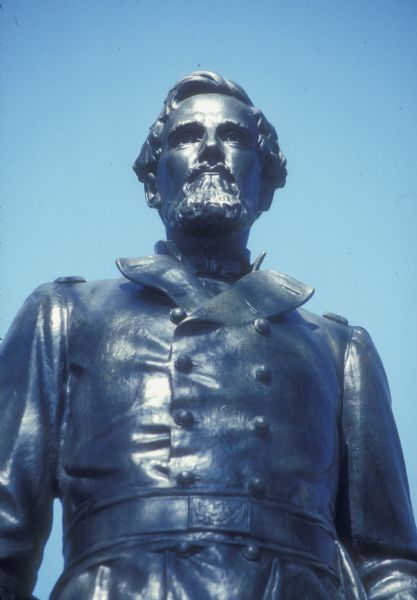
top-left (164, 227), bottom-right (251, 263)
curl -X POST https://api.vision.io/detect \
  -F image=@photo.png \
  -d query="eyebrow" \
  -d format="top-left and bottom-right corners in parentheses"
top-left (168, 119), bottom-right (251, 139)
top-left (168, 121), bottom-right (204, 137)
top-left (218, 120), bottom-right (251, 133)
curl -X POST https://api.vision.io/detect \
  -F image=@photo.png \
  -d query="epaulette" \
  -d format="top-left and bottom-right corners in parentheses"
top-left (54, 275), bottom-right (86, 284)
top-left (323, 311), bottom-right (349, 326)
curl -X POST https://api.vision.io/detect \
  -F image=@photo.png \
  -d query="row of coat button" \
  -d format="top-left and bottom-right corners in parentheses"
top-left (175, 542), bottom-right (262, 561)
top-left (175, 471), bottom-right (266, 497)
top-left (173, 410), bottom-right (269, 435)
top-left (170, 308), bottom-right (271, 337)
top-left (174, 354), bottom-right (271, 383)
top-left (171, 308), bottom-right (269, 507)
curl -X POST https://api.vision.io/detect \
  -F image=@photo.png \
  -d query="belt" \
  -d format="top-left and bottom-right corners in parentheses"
top-left (64, 493), bottom-right (338, 576)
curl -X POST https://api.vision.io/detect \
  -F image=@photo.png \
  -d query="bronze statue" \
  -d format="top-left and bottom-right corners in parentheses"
top-left (1, 72), bottom-right (416, 599)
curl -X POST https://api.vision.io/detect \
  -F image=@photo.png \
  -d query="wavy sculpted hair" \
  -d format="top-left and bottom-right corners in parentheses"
top-left (133, 71), bottom-right (287, 210)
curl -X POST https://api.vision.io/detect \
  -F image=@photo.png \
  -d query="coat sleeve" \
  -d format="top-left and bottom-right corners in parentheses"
top-left (0, 284), bottom-right (67, 598)
top-left (336, 325), bottom-right (417, 598)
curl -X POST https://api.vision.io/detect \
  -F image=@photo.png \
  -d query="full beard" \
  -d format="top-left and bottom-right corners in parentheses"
top-left (162, 173), bottom-right (254, 236)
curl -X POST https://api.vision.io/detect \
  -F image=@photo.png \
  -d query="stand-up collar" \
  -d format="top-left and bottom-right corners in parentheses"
top-left (154, 240), bottom-right (252, 282)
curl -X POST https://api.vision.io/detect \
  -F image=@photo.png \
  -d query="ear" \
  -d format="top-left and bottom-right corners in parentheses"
top-left (144, 173), bottom-right (161, 209)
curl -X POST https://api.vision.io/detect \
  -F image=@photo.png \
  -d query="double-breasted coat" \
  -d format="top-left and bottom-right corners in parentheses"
top-left (1, 247), bottom-right (417, 599)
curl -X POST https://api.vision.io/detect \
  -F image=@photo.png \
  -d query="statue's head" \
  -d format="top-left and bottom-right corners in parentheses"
top-left (134, 71), bottom-right (287, 237)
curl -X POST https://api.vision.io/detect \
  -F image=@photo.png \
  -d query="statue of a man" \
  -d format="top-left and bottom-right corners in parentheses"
top-left (1, 72), bottom-right (416, 599)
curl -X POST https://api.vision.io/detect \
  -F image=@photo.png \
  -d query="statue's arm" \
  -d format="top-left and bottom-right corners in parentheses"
top-left (0, 285), bottom-right (67, 598)
top-left (337, 326), bottom-right (417, 598)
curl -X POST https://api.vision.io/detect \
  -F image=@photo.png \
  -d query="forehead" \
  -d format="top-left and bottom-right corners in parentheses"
top-left (164, 93), bottom-right (258, 134)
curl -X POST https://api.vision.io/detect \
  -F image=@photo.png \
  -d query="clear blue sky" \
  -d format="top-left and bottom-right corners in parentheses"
top-left (1, 1), bottom-right (416, 597)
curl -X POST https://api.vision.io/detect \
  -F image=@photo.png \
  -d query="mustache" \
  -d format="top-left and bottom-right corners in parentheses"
top-left (186, 163), bottom-right (236, 184)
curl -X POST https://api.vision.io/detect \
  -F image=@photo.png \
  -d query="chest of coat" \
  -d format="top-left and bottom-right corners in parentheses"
top-left (64, 298), bottom-right (341, 480)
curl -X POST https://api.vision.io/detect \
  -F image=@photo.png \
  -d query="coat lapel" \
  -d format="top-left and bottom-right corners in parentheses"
top-left (116, 255), bottom-right (314, 323)
top-left (116, 255), bottom-right (211, 312)
top-left (184, 270), bottom-right (314, 325)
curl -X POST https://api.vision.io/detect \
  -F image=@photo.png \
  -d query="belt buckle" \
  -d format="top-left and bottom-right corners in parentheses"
top-left (189, 496), bottom-right (251, 533)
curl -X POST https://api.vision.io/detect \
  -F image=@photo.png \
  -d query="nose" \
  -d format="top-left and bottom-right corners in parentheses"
top-left (198, 134), bottom-right (225, 165)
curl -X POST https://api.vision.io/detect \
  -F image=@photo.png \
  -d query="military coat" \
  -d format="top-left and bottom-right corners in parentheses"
top-left (0, 250), bottom-right (417, 599)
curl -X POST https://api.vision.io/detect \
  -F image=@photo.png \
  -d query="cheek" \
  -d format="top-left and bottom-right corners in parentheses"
top-left (236, 154), bottom-right (263, 197)
top-left (157, 151), bottom-right (194, 196)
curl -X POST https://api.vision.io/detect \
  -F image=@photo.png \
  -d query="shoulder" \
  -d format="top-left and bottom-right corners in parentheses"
top-left (297, 308), bottom-right (383, 388)
top-left (15, 276), bottom-right (127, 322)
top-left (53, 275), bottom-right (87, 284)
top-left (298, 307), bottom-right (377, 352)
top-left (298, 306), bottom-right (351, 339)
top-left (48, 275), bottom-right (142, 321)
top-left (295, 307), bottom-right (353, 373)
top-left (51, 275), bottom-right (125, 298)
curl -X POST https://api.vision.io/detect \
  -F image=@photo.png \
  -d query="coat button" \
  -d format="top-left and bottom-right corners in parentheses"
top-left (170, 307), bottom-right (187, 324)
top-left (175, 355), bottom-right (193, 373)
top-left (177, 471), bottom-right (195, 487)
top-left (248, 478), bottom-right (266, 497)
top-left (255, 365), bottom-right (271, 383)
top-left (242, 544), bottom-right (262, 561)
top-left (254, 318), bottom-right (270, 336)
top-left (176, 542), bottom-right (194, 557)
top-left (253, 416), bottom-right (269, 434)
top-left (174, 409), bottom-right (195, 428)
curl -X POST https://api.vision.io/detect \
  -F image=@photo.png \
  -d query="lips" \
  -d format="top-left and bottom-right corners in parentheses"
top-left (183, 172), bottom-right (239, 197)
top-left (187, 163), bottom-right (235, 184)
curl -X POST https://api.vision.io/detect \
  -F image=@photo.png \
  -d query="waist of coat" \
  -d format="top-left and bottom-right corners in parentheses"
top-left (64, 492), bottom-right (338, 577)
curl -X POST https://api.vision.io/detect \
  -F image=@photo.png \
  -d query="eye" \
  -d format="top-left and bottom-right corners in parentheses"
top-left (222, 129), bottom-right (247, 145)
top-left (171, 129), bottom-right (202, 147)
